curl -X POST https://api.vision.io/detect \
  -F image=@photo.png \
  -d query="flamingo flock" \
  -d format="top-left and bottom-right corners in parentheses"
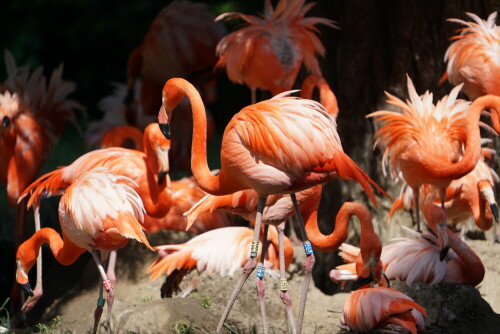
top-left (4, 1), bottom-right (500, 334)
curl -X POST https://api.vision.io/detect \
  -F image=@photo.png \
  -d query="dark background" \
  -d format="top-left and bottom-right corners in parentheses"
top-left (1, 0), bottom-right (499, 327)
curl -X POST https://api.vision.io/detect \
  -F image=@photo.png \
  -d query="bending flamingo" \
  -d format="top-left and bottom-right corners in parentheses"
top-left (17, 123), bottom-right (170, 312)
top-left (388, 156), bottom-right (499, 241)
top-left (158, 77), bottom-right (386, 333)
top-left (442, 11), bottom-right (500, 100)
top-left (15, 168), bottom-right (153, 334)
top-left (215, 0), bottom-right (338, 103)
top-left (147, 226), bottom-right (293, 298)
top-left (300, 74), bottom-right (338, 119)
top-left (368, 76), bottom-right (500, 233)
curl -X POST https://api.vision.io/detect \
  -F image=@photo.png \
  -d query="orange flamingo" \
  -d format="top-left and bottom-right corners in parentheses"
top-left (215, 0), bottom-right (338, 103)
top-left (300, 74), bottom-right (338, 119)
top-left (17, 123), bottom-right (170, 312)
top-left (388, 156), bottom-right (499, 241)
top-left (441, 12), bottom-right (500, 100)
top-left (15, 168), bottom-right (153, 334)
top-left (158, 77), bottom-right (386, 333)
top-left (147, 226), bottom-right (293, 297)
top-left (100, 125), bottom-right (144, 150)
top-left (368, 76), bottom-right (500, 233)
top-left (341, 286), bottom-right (427, 334)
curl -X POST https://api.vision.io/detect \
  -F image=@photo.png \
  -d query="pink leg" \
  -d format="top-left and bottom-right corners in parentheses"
top-left (256, 224), bottom-right (270, 334)
top-left (277, 223), bottom-right (296, 334)
top-left (22, 202), bottom-right (43, 312)
top-left (92, 283), bottom-right (104, 334)
top-left (91, 250), bottom-right (115, 329)
top-left (106, 250), bottom-right (117, 289)
top-left (291, 193), bottom-right (315, 334)
top-left (216, 197), bottom-right (266, 333)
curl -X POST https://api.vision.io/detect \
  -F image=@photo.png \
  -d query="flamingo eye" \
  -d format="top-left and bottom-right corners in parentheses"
top-left (2, 116), bottom-right (10, 128)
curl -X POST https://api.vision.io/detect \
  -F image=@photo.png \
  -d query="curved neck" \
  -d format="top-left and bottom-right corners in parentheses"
top-left (161, 78), bottom-right (223, 194)
top-left (300, 74), bottom-right (339, 118)
top-left (16, 228), bottom-right (86, 275)
top-left (305, 202), bottom-right (378, 253)
top-left (425, 95), bottom-right (500, 180)
top-left (446, 228), bottom-right (485, 285)
top-left (101, 126), bottom-right (144, 150)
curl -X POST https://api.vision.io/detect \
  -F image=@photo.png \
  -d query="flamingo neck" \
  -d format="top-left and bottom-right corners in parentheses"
top-left (423, 95), bottom-right (500, 181)
top-left (163, 78), bottom-right (223, 194)
top-left (445, 228), bottom-right (485, 285)
top-left (16, 228), bottom-right (86, 275)
top-left (306, 202), bottom-right (377, 253)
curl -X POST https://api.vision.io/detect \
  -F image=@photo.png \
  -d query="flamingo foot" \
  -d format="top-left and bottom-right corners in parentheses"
top-left (21, 285), bottom-right (43, 312)
top-left (280, 288), bottom-right (297, 334)
top-left (105, 287), bottom-right (115, 323)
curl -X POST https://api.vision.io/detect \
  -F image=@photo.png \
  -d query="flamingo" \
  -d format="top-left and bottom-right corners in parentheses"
top-left (15, 168), bottom-right (153, 334)
top-left (17, 123), bottom-right (170, 312)
top-left (341, 286), bottom-right (427, 334)
top-left (158, 77), bottom-right (386, 333)
top-left (368, 76), bottom-right (500, 233)
top-left (215, 0), bottom-right (339, 103)
top-left (388, 156), bottom-right (499, 241)
top-left (99, 125), bottom-right (144, 150)
top-left (332, 206), bottom-right (486, 287)
top-left (147, 226), bottom-right (293, 298)
top-left (441, 11), bottom-right (500, 100)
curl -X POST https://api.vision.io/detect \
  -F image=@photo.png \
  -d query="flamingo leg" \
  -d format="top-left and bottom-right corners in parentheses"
top-left (277, 222), bottom-right (296, 334)
top-left (251, 87), bottom-right (257, 104)
top-left (256, 224), bottom-right (270, 334)
top-left (92, 281), bottom-right (105, 334)
top-left (106, 250), bottom-right (117, 289)
top-left (21, 202), bottom-right (43, 312)
top-left (91, 250), bottom-right (114, 328)
top-left (413, 186), bottom-right (422, 233)
top-left (216, 196), bottom-right (266, 333)
top-left (291, 193), bottom-right (315, 334)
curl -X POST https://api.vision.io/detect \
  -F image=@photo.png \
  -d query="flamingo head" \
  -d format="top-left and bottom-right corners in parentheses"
top-left (478, 180), bottom-right (498, 222)
top-left (15, 258), bottom-right (34, 297)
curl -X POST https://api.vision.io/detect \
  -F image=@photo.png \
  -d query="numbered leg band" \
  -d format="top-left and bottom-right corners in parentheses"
top-left (279, 278), bottom-right (288, 292)
top-left (102, 279), bottom-right (112, 292)
top-left (303, 241), bottom-right (313, 255)
top-left (250, 240), bottom-right (259, 258)
top-left (256, 265), bottom-right (265, 279)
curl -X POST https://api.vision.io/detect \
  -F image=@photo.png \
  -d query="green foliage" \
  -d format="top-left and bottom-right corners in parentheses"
top-left (171, 320), bottom-right (198, 334)
top-left (0, 298), bottom-right (10, 332)
top-left (191, 293), bottom-right (212, 309)
top-left (36, 315), bottom-right (61, 334)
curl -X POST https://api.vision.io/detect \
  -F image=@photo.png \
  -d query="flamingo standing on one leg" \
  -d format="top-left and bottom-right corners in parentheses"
top-left (17, 123), bottom-right (171, 312)
top-left (441, 11), bottom-right (500, 100)
top-left (368, 76), bottom-right (500, 233)
top-left (215, 0), bottom-right (338, 103)
top-left (15, 168), bottom-right (153, 334)
top-left (158, 77), bottom-right (387, 333)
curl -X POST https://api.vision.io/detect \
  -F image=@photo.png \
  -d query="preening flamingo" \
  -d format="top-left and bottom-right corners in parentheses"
top-left (17, 123), bottom-right (170, 312)
top-left (341, 286), bottom-right (427, 334)
top-left (442, 11), bottom-right (500, 100)
top-left (333, 205), bottom-right (486, 287)
top-left (368, 76), bottom-right (500, 232)
top-left (215, 0), bottom-right (338, 103)
top-left (147, 226), bottom-right (293, 297)
top-left (388, 156), bottom-right (499, 241)
top-left (15, 168), bottom-right (153, 334)
top-left (158, 77), bottom-right (386, 333)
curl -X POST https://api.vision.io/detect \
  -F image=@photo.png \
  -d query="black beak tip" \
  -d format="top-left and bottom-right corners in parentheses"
top-left (491, 203), bottom-right (499, 222)
top-left (19, 282), bottom-right (34, 297)
top-left (159, 122), bottom-right (171, 140)
top-left (2, 116), bottom-right (10, 128)
top-left (351, 273), bottom-right (374, 291)
top-left (440, 247), bottom-right (449, 261)
top-left (158, 171), bottom-right (167, 185)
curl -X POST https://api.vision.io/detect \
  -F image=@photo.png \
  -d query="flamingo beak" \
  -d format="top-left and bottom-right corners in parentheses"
top-left (159, 123), bottom-right (171, 140)
top-left (2, 116), bottom-right (10, 128)
top-left (437, 222), bottom-right (449, 261)
top-left (491, 203), bottom-right (499, 222)
top-left (351, 273), bottom-right (373, 290)
top-left (19, 281), bottom-right (34, 297)
top-left (158, 171), bottom-right (168, 185)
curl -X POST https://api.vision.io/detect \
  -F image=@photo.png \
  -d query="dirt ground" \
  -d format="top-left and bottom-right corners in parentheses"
top-left (18, 219), bottom-right (500, 334)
